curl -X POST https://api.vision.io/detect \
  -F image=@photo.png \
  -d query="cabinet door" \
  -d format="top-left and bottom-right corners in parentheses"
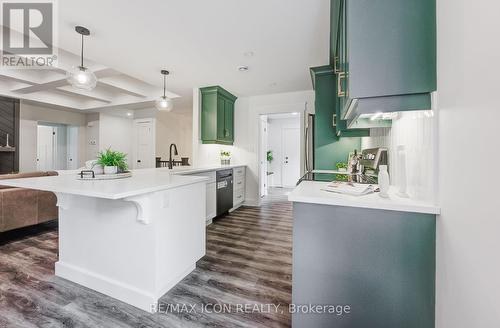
top-left (216, 96), bottom-right (226, 141)
top-left (224, 99), bottom-right (234, 142)
top-left (337, 0), bottom-right (349, 119)
top-left (206, 182), bottom-right (216, 221)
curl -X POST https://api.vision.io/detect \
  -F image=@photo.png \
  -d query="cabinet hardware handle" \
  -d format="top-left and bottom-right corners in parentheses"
top-left (333, 56), bottom-right (340, 73)
top-left (337, 72), bottom-right (346, 97)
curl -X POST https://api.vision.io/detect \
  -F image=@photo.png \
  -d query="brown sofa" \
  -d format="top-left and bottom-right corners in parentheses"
top-left (0, 171), bottom-right (58, 233)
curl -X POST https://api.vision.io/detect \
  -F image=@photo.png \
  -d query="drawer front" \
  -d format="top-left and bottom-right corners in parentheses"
top-left (233, 187), bottom-right (245, 205)
top-left (234, 175), bottom-right (245, 189)
top-left (233, 167), bottom-right (245, 178)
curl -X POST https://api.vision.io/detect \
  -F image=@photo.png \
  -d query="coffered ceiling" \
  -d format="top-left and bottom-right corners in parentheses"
top-left (1, 0), bottom-right (330, 113)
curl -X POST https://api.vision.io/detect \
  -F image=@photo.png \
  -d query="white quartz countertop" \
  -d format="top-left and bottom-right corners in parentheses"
top-left (288, 181), bottom-right (440, 215)
top-left (0, 170), bottom-right (208, 200)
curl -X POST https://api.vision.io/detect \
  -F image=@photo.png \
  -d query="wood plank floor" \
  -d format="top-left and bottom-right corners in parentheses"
top-left (0, 190), bottom-right (293, 328)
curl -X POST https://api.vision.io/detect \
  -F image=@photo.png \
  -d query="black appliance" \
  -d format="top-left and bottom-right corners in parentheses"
top-left (216, 169), bottom-right (233, 216)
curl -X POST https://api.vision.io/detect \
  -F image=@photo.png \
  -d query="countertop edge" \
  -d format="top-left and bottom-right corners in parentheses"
top-left (288, 195), bottom-right (441, 215)
top-left (0, 175), bottom-right (209, 200)
top-left (288, 181), bottom-right (441, 215)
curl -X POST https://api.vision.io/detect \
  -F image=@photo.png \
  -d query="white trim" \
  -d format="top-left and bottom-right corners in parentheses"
top-left (55, 261), bottom-right (157, 313)
top-left (255, 102), bottom-right (307, 202)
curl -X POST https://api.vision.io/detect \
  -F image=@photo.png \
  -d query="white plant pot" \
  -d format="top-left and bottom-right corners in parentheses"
top-left (104, 166), bottom-right (118, 175)
top-left (93, 164), bottom-right (104, 175)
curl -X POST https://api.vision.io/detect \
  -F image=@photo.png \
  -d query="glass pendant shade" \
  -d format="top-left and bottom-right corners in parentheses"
top-left (67, 66), bottom-right (97, 91)
top-left (155, 95), bottom-right (173, 111)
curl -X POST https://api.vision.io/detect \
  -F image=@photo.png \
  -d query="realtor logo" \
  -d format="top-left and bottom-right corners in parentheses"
top-left (1, 0), bottom-right (58, 68)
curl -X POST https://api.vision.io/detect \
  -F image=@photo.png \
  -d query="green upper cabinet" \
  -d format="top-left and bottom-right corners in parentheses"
top-left (330, 0), bottom-right (436, 124)
top-left (310, 66), bottom-right (363, 171)
top-left (200, 86), bottom-right (237, 145)
top-left (311, 66), bottom-right (370, 139)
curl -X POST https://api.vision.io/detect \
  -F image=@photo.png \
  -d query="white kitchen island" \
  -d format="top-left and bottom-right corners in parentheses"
top-left (0, 170), bottom-right (208, 312)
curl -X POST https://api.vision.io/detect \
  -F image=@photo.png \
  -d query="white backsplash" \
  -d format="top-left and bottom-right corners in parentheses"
top-left (361, 110), bottom-right (437, 203)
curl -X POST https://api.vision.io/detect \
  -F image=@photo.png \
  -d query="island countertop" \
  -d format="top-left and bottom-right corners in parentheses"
top-left (0, 170), bottom-right (208, 200)
top-left (289, 181), bottom-right (440, 215)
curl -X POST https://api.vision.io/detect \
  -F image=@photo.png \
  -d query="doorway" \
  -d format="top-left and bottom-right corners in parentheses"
top-left (259, 112), bottom-right (302, 199)
top-left (37, 123), bottom-right (79, 171)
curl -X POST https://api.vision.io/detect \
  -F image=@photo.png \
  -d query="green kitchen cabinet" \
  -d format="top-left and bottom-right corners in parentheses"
top-left (331, 0), bottom-right (436, 124)
top-left (310, 66), bottom-right (363, 172)
top-left (200, 86), bottom-right (237, 145)
top-left (311, 66), bottom-right (370, 139)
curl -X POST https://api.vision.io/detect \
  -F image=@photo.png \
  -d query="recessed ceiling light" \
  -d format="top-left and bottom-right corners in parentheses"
top-left (291, 112), bottom-right (299, 116)
top-left (127, 112), bottom-right (132, 117)
top-left (238, 65), bottom-right (249, 72)
top-left (243, 51), bottom-right (254, 57)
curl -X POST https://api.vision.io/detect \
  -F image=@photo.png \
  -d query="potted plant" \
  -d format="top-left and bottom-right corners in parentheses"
top-left (336, 162), bottom-right (349, 182)
top-left (97, 148), bottom-right (128, 174)
top-left (220, 150), bottom-right (231, 165)
top-left (267, 150), bottom-right (274, 163)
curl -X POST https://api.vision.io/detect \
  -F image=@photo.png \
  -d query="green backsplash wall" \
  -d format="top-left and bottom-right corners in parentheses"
top-left (313, 67), bottom-right (360, 170)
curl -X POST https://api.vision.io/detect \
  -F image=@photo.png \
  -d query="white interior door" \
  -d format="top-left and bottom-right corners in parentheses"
top-left (259, 116), bottom-right (268, 197)
top-left (37, 125), bottom-right (54, 171)
top-left (282, 127), bottom-right (301, 187)
top-left (67, 126), bottom-right (79, 169)
top-left (134, 119), bottom-right (155, 169)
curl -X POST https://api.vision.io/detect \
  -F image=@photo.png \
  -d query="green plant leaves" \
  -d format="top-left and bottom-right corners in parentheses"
top-left (96, 148), bottom-right (128, 171)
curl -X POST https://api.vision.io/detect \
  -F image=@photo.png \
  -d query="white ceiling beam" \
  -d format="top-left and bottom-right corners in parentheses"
top-left (0, 70), bottom-right (38, 85)
top-left (10, 67), bottom-right (117, 94)
top-left (54, 87), bottom-right (113, 103)
top-left (98, 79), bottom-right (149, 98)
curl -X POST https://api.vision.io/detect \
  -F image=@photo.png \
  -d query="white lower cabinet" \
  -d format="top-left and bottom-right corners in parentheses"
top-left (177, 166), bottom-right (246, 222)
top-left (206, 182), bottom-right (216, 222)
top-left (180, 170), bottom-right (217, 225)
top-left (232, 167), bottom-right (246, 210)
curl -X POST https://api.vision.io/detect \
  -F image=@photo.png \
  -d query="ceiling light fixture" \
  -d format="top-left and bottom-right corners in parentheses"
top-left (155, 70), bottom-right (173, 111)
top-left (238, 65), bottom-right (249, 72)
top-left (67, 26), bottom-right (97, 91)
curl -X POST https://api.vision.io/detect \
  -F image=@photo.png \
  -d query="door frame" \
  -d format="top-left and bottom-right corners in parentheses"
top-left (132, 118), bottom-right (156, 169)
top-left (255, 103), bottom-right (307, 205)
top-left (259, 115), bottom-right (268, 197)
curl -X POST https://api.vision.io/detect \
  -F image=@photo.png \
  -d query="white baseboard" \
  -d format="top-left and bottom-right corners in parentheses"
top-left (56, 261), bottom-right (156, 312)
top-left (56, 261), bottom-right (195, 313)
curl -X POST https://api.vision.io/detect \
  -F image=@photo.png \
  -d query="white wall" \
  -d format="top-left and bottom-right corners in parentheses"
top-left (155, 111), bottom-right (193, 161)
top-left (267, 116), bottom-right (301, 187)
top-left (135, 107), bottom-right (193, 163)
top-left (86, 119), bottom-right (99, 161)
top-left (19, 101), bottom-right (87, 172)
top-left (436, 0), bottom-right (500, 327)
top-left (98, 113), bottom-right (134, 168)
top-left (192, 88), bottom-right (314, 206)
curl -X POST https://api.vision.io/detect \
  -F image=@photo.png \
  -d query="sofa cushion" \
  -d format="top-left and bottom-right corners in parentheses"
top-left (38, 191), bottom-right (58, 223)
top-left (1, 188), bottom-right (38, 231)
top-left (0, 171), bottom-right (58, 189)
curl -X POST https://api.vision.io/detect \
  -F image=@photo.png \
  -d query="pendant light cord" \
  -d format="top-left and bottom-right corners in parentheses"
top-left (80, 34), bottom-right (84, 68)
top-left (163, 73), bottom-right (166, 98)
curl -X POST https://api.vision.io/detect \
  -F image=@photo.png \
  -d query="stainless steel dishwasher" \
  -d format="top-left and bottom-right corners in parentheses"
top-left (216, 169), bottom-right (233, 216)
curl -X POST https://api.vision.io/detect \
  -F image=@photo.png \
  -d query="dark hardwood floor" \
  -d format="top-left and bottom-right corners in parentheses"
top-left (0, 190), bottom-right (292, 328)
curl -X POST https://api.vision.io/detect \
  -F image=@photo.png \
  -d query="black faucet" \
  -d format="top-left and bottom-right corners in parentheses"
top-left (168, 143), bottom-right (178, 169)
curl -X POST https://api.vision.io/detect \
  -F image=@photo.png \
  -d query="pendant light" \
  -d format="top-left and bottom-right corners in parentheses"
top-left (67, 26), bottom-right (97, 91)
top-left (155, 70), bottom-right (173, 111)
